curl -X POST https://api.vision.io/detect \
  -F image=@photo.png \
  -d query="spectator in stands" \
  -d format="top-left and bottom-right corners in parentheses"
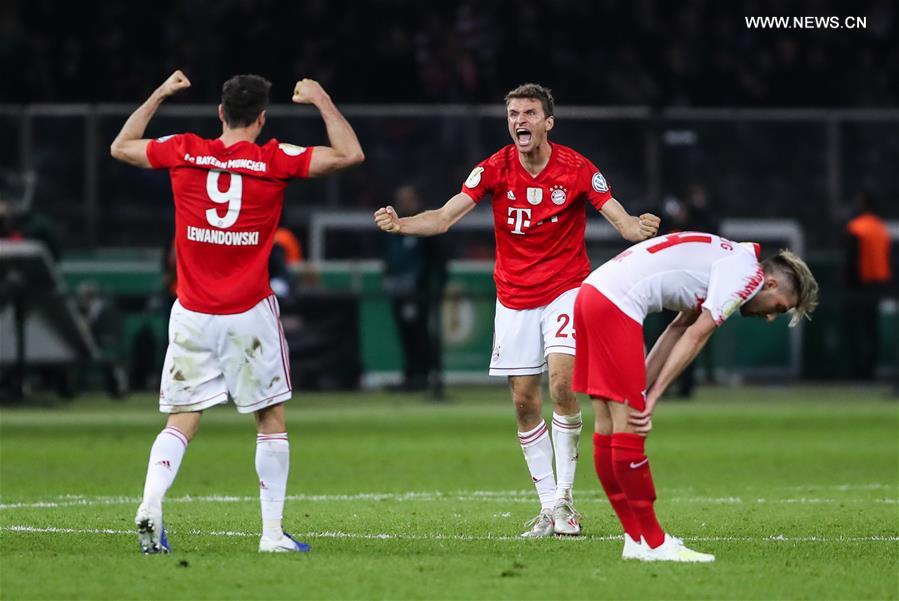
top-left (75, 281), bottom-right (127, 397)
top-left (382, 184), bottom-right (447, 396)
top-left (844, 191), bottom-right (893, 380)
top-left (270, 227), bottom-right (303, 301)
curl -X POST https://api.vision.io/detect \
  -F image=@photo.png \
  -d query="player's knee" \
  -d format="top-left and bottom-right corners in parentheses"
top-left (166, 413), bottom-right (201, 441)
top-left (548, 378), bottom-right (575, 405)
top-left (255, 403), bottom-right (286, 434)
top-left (511, 392), bottom-right (541, 421)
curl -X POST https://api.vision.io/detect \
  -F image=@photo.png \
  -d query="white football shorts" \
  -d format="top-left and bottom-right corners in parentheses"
top-left (159, 295), bottom-right (292, 414)
top-left (489, 287), bottom-right (578, 377)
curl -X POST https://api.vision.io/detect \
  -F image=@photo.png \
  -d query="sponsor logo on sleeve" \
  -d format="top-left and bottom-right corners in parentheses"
top-left (156, 135), bottom-right (175, 143)
top-left (465, 166), bottom-right (484, 188)
top-left (722, 297), bottom-right (742, 319)
top-left (278, 143), bottom-right (306, 156)
top-left (591, 172), bottom-right (608, 193)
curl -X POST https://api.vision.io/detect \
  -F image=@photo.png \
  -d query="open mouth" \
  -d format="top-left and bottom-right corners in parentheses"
top-left (515, 127), bottom-right (532, 146)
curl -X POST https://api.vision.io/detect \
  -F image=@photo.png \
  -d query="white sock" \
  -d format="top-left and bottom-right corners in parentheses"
top-left (518, 420), bottom-right (556, 512)
top-left (552, 411), bottom-right (582, 501)
top-left (256, 433), bottom-right (290, 540)
top-left (142, 426), bottom-right (189, 510)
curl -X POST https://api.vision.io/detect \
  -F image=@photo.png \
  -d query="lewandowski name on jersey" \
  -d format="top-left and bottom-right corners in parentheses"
top-left (460, 143), bottom-right (613, 310)
top-left (146, 133), bottom-right (314, 314)
top-left (186, 226), bottom-right (260, 246)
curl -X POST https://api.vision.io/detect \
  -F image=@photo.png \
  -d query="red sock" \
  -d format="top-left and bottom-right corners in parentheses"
top-left (593, 433), bottom-right (642, 541)
top-left (611, 433), bottom-right (665, 548)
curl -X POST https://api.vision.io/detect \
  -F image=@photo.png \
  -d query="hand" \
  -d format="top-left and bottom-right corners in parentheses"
top-left (636, 213), bottom-right (661, 240)
top-left (292, 78), bottom-right (328, 105)
top-left (157, 70), bottom-right (191, 98)
top-left (374, 206), bottom-right (402, 233)
top-left (627, 395), bottom-right (658, 437)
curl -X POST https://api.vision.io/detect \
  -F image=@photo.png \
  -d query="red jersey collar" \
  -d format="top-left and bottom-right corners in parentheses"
top-left (514, 142), bottom-right (557, 182)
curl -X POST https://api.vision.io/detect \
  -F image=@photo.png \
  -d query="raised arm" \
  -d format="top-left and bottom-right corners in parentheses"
top-left (600, 198), bottom-right (661, 242)
top-left (110, 70), bottom-right (191, 168)
top-left (629, 309), bottom-right (718, 435)
top-left (374, 193), bottom-right (477, 237)
top-left (292, 79), bottom-right (364, 177)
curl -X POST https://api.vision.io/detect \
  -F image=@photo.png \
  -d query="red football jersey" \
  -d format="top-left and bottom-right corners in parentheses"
top-left (146, 133), bottom-right (314, 314)
top-left (461, 143), bottom-right (613, 309)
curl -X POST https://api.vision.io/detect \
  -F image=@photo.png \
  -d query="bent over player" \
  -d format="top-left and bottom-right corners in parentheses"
top-left (573, 232), bottom-right (818, 561)
top-left (375, 84), bottom-right (660, 536)
top-left (110, 70), bottom-right (364, 553)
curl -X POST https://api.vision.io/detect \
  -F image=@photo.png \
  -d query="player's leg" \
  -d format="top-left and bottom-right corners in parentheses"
top-left (489, 299), bottom-right (555, 536)
top-left (591, 398), bottom-right (644, 558)
top-left (607, 402), bottom-right (713, 562)
top-left (136, 411), bottom-right (202, 554)
top-left (540, 288), bottom-right (582, 534)
top-left (572, 284), bottom-right (651, 556)
top-left (510, 374), bottom-right (556, 537)
top-left (545, 353), bottom-right (583, 535)
top-left (218, 295), bottom-right (307, 552)
top-left (136, 300), bottom-right (228, 554)
top-left (253, 402), bottom-right (307, 552)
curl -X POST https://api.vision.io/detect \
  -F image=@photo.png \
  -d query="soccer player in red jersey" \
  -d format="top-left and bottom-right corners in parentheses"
top-left (111, 70), bottom-right (364, 553)
top-left (574, 233), bottom-right (818, 561)
top-left (375, 84), bottom-right (661, 536)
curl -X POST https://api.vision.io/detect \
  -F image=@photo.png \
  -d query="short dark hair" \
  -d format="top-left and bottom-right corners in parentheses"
top-left (505, 83), bottom-right (554, 117)
top-left (221, 74), bottom-right (271, 128)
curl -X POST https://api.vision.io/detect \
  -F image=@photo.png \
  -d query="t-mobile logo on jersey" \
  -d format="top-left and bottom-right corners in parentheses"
top-left (507, 207), bottom-right (532, 235)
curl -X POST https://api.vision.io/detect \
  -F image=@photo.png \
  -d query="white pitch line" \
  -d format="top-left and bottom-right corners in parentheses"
top-left (1, 491), bottom-right (895, 510)
top-left (2, 525), bottom-right (897, 543)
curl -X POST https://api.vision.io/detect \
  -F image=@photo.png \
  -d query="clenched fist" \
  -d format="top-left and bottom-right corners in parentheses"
top-left (637, 213), bottom-right (661, 240)
top-left (157, 70), bottom-right (191, 98)
top-left (292, 78), bottom-right (328, 105)
top-left (374, 206), bottom-right (401, 233)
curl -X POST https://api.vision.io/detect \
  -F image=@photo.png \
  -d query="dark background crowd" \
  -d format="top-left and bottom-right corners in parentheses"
top-left (0, 0), bottom-right (896, 399)
top-left (3, 0), bottom-right (897, 107)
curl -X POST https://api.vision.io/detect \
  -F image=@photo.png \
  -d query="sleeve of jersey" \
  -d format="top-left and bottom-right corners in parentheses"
top-left (460, 160), bottom-right (495, 204)
top-left (583, 161), bottom-right (613, 211)
top-left (271, 143), bottom-right (315, 180)
top-left (145, 134), bottom-right (186, 169)
top-left (702, 256), bottom-right (765, 326)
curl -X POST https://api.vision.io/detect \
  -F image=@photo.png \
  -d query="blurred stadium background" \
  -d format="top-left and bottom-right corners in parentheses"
top-left (0, 0), bottom-right (897, 398)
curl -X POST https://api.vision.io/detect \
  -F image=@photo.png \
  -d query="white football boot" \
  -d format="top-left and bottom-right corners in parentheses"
top-left (552, 499), bottom-right (582, 536)
top-left (520, 511), bottom-right (555, 538)
top-left (135, 502), bottom-right (170, 554)
top-left (259, 531), bottom-right (311, 553)
top-left (642, 533), bottom-right (715, 562)
top-left (621, 534), bottom-right (646, 560)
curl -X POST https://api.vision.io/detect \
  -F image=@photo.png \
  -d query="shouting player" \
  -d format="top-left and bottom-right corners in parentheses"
top-left (574, 233), bottom-right (818, 561)
top-left (374, 83), bottom-right (660, 536)
top-left (110, 70), bottom-right (364, 553)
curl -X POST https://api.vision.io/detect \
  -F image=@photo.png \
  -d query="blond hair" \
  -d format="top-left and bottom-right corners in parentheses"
top-left (762, 249), bottom-right (819, 327)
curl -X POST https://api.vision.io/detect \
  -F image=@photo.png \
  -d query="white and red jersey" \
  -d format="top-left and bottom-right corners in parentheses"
top-left (461, 143), bottom-right (613, 309)
top-left (582, 232), bottom-right (764, 325)
top-left (146, 133), bottom-right (314, 314)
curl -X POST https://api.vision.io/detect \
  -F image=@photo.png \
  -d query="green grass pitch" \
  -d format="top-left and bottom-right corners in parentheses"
top-left (1, 386), bottom-right (896, 600)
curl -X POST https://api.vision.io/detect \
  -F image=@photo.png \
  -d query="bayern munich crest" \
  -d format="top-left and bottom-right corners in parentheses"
top-left (592, 172), bottom-right (608, 192)
top-left (550, 186), bottom-right (567, 205)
